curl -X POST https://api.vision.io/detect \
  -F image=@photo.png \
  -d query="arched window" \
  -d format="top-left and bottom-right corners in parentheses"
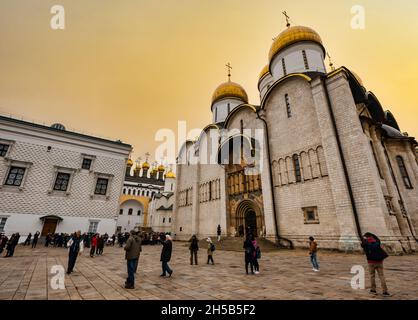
top-left (396, 156), bottom-right (413, 189)
top-left (137, 210), bottom-right (141, 216)
top-left (122, 188), bottom-right (126, 195)
top-left (163, 217), bottom-right (166, 223)
top-left (127, 189), bottom-right (131, 195)
top-left (293, 154), bottom-right (302, 183)
top-left (128, 208), bottom-right (133, 215)
top-left (119, 209), bottom-right (123, 215)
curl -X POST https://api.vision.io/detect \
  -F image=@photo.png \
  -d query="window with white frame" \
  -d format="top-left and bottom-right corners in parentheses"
top-left (0, 144), bottom-right (10, 157)
top-left (5, 167), bottom-right (26, 187)
top-left (0, 217), bottom-right (8, 232)
top-left (88, 221), bottom-right (99, 234)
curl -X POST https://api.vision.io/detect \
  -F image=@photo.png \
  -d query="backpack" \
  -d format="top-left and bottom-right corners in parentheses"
top-left (210, 243), bottom-right (216, 252)
top-left (256, 247), bottom-right (261, 259)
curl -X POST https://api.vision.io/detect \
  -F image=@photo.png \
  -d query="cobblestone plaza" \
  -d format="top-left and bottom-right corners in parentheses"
top-left (1, 243), bottom-right (417, 300)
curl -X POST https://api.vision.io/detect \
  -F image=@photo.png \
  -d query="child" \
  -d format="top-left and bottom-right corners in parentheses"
top-left (207, 237), bottom-right (215, 265)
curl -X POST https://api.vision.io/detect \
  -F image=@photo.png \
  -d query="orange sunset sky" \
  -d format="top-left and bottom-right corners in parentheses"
top-left (0, 0), bottom-right (417, 164)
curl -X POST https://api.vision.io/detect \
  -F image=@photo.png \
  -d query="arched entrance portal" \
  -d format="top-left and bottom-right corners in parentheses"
top-left (235, 200), bottom-right (264, 238)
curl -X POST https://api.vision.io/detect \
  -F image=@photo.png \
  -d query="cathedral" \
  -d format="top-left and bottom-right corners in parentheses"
top-left (172, 23), bottom-right (418, 253)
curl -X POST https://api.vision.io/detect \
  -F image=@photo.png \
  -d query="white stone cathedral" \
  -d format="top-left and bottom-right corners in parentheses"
top-left (172, 23), bottom-right (418, 253)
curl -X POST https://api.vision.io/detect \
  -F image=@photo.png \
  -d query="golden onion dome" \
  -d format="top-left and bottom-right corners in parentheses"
top-left (127, 158), bottom-right (133, 166)
top-left (165, 171), bottom-right (176, 179)
top-left (211, 81), bottom-right (248, 106)
top-left (158, 164), bottom-right (165, 172)
top-left (141, 161), bottom-right (150, 169)
top-left (269, 26), bottom-right (324, 62)
top-left (258, 65), bottom-right (270, 82)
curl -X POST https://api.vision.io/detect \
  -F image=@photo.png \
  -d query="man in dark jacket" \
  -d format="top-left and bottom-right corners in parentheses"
top-left (32, 231), bottom-right (40, 248)
top-left (361, 232), bottom-right (390, 296)
top-left (160, 234), bottom-right (173, 277)
top-left (243, 235), bottom-right (255, 275)
top-left (124, 230), bottom-right (142, 289)
top-left (189, 235), bottom-right (199, 265)
top-left (67, 231), bottom-right (84, 274)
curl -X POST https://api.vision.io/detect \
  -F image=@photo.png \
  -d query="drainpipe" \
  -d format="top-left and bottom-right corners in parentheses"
top-left (255, 110), bottom-right (282, 246)
top-left (322, 77), bottom-right (363, 239)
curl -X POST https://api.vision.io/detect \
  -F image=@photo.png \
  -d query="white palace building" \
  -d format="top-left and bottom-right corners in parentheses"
top-left (0, 115), bottom-right (132, 239)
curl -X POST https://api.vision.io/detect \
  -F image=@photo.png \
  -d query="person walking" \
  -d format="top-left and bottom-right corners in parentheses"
top-left (96, 235), bottom-right (104, 255)
top-left (32, 231), bottom-right (39, 248)
top-left (189, 235), bottom-right (199, 265)
top-left (160, 234), bottom-right (173, 277)
top-left (252, 236), bottom-right (260, 274)
top-left (243, 235), bottom-right (255, 275)
top-left (4, 234), bottom-right (16, 257)
top-left (207, 237), bottom-right (215, 265)
top-left (66, 231), bottom-right (84, 274)
top-left (0, 234), bottom-right (8, 255)
top-left (361, 232), bottom-right (390, 296)
top-left (24, 233), bottom-right (32, 246)
top-left (217, 225), bottom-right (222, 242)
top-left (124, 230), bottom-right (142, 289)
top-left (90, 234), bottom-right (98, 257)
top-left (309, 236), bottom-right (320, 272)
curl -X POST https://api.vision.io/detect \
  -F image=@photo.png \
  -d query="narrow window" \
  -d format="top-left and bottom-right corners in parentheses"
top-left (282, 58), bottom-right (287, 76)
top-left (302, 50), bottom-right (309, 70)
top-left (227, 103), bottom-right (230, 114)
top-left (293, 154), bottom-right (302, 182)
top-left (163, 217), bottom-right (166, 223)
top-left (119, 209), bottom-right (123, 215)
top-left (240, 120), bottom-right (244, 135)
top-left (215, 107), bottom-right (218, 122)
top-left (5, 167), bottom-right (26, 187)
top-left (396, 156), bottom-right (413, 189)
top-left (169, 218), bottom-right (172, 223)
top-left (128, 189), bottom-right (131, 195)
top-left (128, 208), bottom-right (133, 215)
top-left (0, 144), bottom-right (9, 157)
top-left (81, 158), bottom-right (92, 170)
top-left (122, 188), bottom-right (126, 195)
top-left (285, 94), bottom-right (291, 118)
top-left (137, 210), bottom-right (141, 216)
top-left (95, 178), bottom-right (109, 195)
top-left (53, 172), bottom-right (71, 191)
top-left (209, 181), bottom-right (212, 201)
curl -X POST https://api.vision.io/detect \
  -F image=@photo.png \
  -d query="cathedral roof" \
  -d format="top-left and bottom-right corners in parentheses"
top-left (269, 26), bottom-right (324, 62)
top-left (211, 81), bottom-right (248, 106)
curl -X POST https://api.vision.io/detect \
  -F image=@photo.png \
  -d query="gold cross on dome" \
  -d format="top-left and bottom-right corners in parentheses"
top-left (226, 63), bottom-right (232, 81)
top-left (282, 11), bottom-right (291, 28)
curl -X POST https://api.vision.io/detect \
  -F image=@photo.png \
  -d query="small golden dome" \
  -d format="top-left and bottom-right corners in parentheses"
top-left (158, 164), bottom-right (165, 172)
top-left (211, 81), bottom-right (248, 105)
top-left (269, 26), bottom-right (324, 62)
top-left (165, 171), bottom-right (176, 179)
top-left (259, 65), bottom-right (270, 81)
top-left (142, 161), bottom-right (150, 169)
top-left (127, 158), bottom-right (133, 166)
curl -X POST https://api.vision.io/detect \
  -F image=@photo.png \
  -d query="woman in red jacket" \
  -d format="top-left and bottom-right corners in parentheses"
top-left (90, 234), bottom-right (98, 257)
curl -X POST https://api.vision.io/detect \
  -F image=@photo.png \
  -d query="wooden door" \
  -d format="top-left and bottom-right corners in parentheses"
top-left (41, 219), bottom-right (58, 236)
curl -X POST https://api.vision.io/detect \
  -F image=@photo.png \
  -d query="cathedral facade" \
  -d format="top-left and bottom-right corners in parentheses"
top-left (173, 25), bottom-right (418, 253)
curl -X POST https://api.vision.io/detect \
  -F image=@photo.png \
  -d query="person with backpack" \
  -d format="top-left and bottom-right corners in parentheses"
top-left (207, 237), bottom-right (215, 265)
top-left (189, 235), bottom-right (199, 265)
top-left (361, 232), bottom-right (390, 296)
top-left (243, 235), bottom-right (255, 274)
top-left (251, 235), bottom-right (261, 274)
top-left (309, 236), bottom-right (320, 272)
